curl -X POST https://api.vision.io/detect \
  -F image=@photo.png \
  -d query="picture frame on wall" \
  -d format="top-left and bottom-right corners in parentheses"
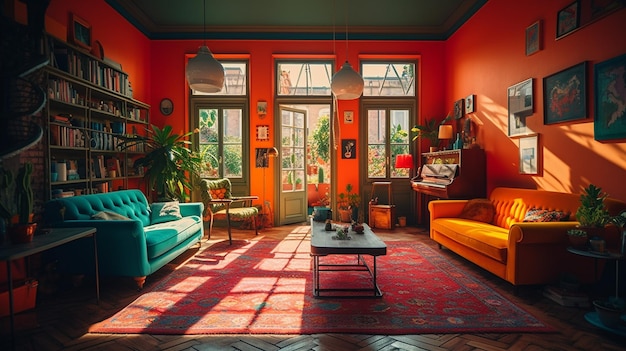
top-left (69, 13), bottom-right (92, 50)
top-left (508, 78), bottom-right (533, 137)
top-left (256, 125), bottom-right (270, 141)
top-left (519, 134), bottom-right (539, 175)
top-left (594, 53), bottom-right (626, 141)
top-left (465, 94), bottom-right (475, 114)
top-left (525, 20), bottom-right (541, 56)
top-left (543, 61), bottom-right (587, 125)
top-left (454, 99), bottom-right (464, 119)
top-left (341, 139), bottom-right (356, 159)
top-left (556, 1), bottom-right (579, 39)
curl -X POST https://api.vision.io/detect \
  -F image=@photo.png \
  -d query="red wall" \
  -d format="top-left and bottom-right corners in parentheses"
top-left (446, 0), bottom-right (626, 201)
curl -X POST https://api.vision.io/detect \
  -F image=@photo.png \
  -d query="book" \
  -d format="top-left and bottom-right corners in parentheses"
top-left (543, 286), bottom-right (589, 307)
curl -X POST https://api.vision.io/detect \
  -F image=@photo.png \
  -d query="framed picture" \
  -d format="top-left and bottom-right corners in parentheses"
top-left (465, 94), bottom-right (475, 114)
top-left (257, 101), bottom-right (267, 117)
top-left (255, 148), bottom-right (269, 168)
top-left (594, 53), bottom-right (626, 141)
top-left (525, 20), bottom-right (541, 56)
top-left (453, 99), bottom-right (464, 119)
top-left (543, 62), bottom-right (587, 125)
top-left (508, 78), bottom-right (533, 137)
top-left (557, 1), bottom-right (579, 39)
top-left (519, 135), bottom-right (539, 175)
top-left (256, 125), bottom-right (269, 141)
top-left (341, 139), bottom-right (356, 159)
top-left (69, 13), bottom-right (92, 50)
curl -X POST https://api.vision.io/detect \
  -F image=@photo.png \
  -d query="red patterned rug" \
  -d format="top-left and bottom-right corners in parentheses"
top-left (90, 238), bottom-right (554, 335)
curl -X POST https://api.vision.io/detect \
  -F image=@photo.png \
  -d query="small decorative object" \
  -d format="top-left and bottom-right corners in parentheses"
top-left (454, 99), bottom-right (464, 119)
top-left (567, 228), bottom-right (588, 248)
top-left (159, 98), bottom-right (174, 116)
top-left (557, 1), bottom-right (579, 40)
top-left (508, 78), bottom-right (533, 137)
top-left (341, 139), bottom-right (356, 159)
top-left (544, 62), bottom-right (587, 125)
top-left (337, 184), bottom-right (360, 222)
top-left (257, 101), bottom-right (267, 117)
top-left (353, 223), bottom-right (364, 234)
top-left (594, 53), bottom-right (626, 141)
top-left (256, 125), bottom-right (269, 141)
top-left (465, 94), bottom-right (475, 114)
top-left (589, 236), bottom-right (606, 253)
top-left (518, 135), bottom-right (539, 175)
top-left (324, 219), bottom-right (332, 231)
top-left (453, 133), bottom-right (463, 150)
top-left (525, 20), bottom-right (541, 56)
top-left (343, 111), bottom-right (354, 124)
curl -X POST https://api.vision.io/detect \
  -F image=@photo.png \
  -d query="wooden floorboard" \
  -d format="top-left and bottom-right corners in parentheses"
top-left (1, 223), bottom-right (625, 350)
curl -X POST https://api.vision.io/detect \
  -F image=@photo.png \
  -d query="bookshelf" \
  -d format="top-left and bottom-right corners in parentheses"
top-left (43, 36), bottom-right (150, 201)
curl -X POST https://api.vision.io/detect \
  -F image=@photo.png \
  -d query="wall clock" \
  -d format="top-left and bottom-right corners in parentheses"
top-left (160, 98), bottom-right (173, 116)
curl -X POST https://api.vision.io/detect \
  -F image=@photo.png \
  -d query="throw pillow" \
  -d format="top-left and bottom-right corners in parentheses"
top-left (91, 211), bottom-right (130, 220)
top-left (459, 198), bottom-right (495, 223)
top-left (151, 201), bottom-right (182, 224)
top-left (523, 208), bottom-right (570, 222)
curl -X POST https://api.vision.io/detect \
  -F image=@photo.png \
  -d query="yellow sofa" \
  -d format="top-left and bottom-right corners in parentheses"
top-left (428, 187), bottom-right (626, 286)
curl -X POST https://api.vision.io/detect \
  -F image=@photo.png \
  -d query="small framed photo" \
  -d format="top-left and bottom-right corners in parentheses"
top-left (255, 148), bottom-right (269, 168)
top-left (257, 101), bottom-right (267, 116)
top-left (69, 13), bottom-right (92, 50)
top-left (525, 20), bottom-right (541, 56)
top-left (557, 1), bottom-right (579, 39)
top-left (519, 134), bottom-right (539, 175)
top-left (465, 94), bottom-right (475, 114)
top-left (594, 53), bottom-right (626, 141)
top-left (543, 62), bottom-right (587, 125)
top-left (256, 125), bottom-right (269, 141)
top-left (341, 139), bottom-right (356, 159)
top-left (454, 99), bottom-right (464, 119)
top-left (508, 78), bottom-right (534, 137)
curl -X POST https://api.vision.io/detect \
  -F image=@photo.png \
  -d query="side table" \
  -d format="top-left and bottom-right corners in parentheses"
top-left (566, 247), bottom-right (625, 335)
top-left (0, 227), bottom-right (98, 343)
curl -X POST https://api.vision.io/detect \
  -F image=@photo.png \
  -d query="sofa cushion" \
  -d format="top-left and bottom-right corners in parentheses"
top-left (144, 216), bottom-right (202, 259)
top-left (459, 198), bottom-right (495, 224)
top-left (151, 201), bottom-right (183, 224)
top-left (432, 218), bottom-right (509, 263)
top-left (91, 211), bottom-right (130, 220)
top-left (523, 208), bottom-right (570, 222)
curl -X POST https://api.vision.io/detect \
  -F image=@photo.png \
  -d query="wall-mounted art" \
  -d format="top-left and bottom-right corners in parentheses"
top-left (525, 20), bottom-right (541, 56)
top-left (69, 13), bottom-right (92, 50)
top-left (543, 61), bottom-right (587, 125)
top-left (508, 78), bottom-right (533, 137)
top-left (256, 125), bottom-right (269, 141)
top-left (341, 139), bottom-right (356, 159)
top-left (465, 94), bottom-right (475, 114)
top-left (594, 53), bottom-right (626, 141)
top-left (519, 134), bottom-right (539, 175)
top-left (257, 101), bottom-right (267, 117)
top-left (454, 99), bottom-right (464, 120)
top-left (557, 1), bottom-right (579, 39)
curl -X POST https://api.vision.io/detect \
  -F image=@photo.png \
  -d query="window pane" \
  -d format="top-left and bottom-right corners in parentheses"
top-left (368, 145), bottom-right (386, 178)
top-left (192, 62), bottom-right (247, 96)
top-left (277, 62), bottom-right (333, 96)
top-left (223, 109), bottom-right (243, 178)
top-left (362, 63), bottom-right (415, 97)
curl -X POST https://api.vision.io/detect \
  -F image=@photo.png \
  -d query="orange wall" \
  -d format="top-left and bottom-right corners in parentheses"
top-left (446, 0), bottom-right (626, 201)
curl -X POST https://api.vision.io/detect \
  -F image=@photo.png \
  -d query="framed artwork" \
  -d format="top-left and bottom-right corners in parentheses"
top-left (525, 20), bottom-right (541, 56)
top-left (507, 78), bottom-right (533, 137)
top-left (594, 53), bottom-right (626, 141)
top-left (557, 1), bottom-right (579, 39)
top-left (255, 148), bottom-right (269, 168)
top-left (543, 62), bottom-right (587, 125)
top-left (519, 135), bottom-right (539, 175)
top-left (341, 139), bottom-right (356, 159)
top-left (454, 99), bottom-right (464, 119)
top-left (256, 125), bottom-right (269, 141)
top-left (257, 101), bottom-right (267, 117)
top-left (69, 13), bottom-right (92, 50)
top-left (465, 94), bottom-right (475, 114)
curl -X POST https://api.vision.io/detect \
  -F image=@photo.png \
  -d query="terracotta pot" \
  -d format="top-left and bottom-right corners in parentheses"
top-left (567, 234), bottom-right (588, 248)
top-left (9, 223), bottom-right (37, 244)
top-left (338, 209), bottom-right (352, 223)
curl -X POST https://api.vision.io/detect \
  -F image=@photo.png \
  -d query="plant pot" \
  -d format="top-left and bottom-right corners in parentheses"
top-left (593, 299), bottom-right (625, 327)
top-left (589, 237), bottom-right (606, 252)
top-left (338, 209), bottom-right (352, 223)
top-left (567, 234), bottom-right (588, 248)
top-left (9, 223), bottom-right (37, 244)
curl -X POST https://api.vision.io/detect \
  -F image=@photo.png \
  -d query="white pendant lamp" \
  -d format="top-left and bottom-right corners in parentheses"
top-left (185, 0), bottom-right (224, 93)
top-left (331, 61), bottom-right (364, 100)
top-left (331, 0), bottom-right (363, 100)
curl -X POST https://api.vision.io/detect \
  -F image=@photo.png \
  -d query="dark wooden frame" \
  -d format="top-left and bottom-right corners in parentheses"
top-left (69, 13), bottom-right (92, 50)
top-left (525, 20), bottom-right (541, 56)
top-left (594, 53), bottom-right (626, 141)
top-left (557, 1), bottom-right (580, 39)
top-left (543, 62), bottom-right (587, 125)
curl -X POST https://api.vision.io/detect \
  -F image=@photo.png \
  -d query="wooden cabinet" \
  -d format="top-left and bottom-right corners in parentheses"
top-left (43, 37), bottom-right (149, 201)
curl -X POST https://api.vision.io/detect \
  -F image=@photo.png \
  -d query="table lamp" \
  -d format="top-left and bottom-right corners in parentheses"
top-left (395, 154), bottom-right (414, 179)
top-left (438, 125), bottom-right (453, 150)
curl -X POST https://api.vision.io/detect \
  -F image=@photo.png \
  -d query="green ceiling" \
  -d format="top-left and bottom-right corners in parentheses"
top-left (105, 0), bottom-right (487, 40)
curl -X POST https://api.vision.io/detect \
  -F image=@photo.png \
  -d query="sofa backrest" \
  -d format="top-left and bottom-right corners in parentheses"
top-left (44, 189), bottom-right (151, 226)
top-left (490, 187), bottom-right (626, 229)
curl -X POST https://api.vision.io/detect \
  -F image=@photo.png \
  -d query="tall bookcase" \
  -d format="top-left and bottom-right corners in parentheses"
top-left (43, 36), bottom-right (150, 201)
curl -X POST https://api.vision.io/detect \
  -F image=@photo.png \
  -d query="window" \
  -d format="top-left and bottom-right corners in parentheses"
top-left (362, 63), bottom-right (415, 97)
top-left (191, 62), bottom-right (247, 96)
top-left (366, 108), bottom-right (412, 178)
top-left (276, 61), bottom-right (333, 96)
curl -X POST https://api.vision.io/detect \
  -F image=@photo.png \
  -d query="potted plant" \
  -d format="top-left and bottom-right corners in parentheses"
top-left (566, 228), bottom-right (588, 248)
top-left (0, 163), bottom-right (37, 243)
top-left (575, 184), bottom-right (611, 239)
top-left (411, 114), bottom-right (452, 152)
top-left (337, 183), bottom-right (360, 223)
top-left (119, 125), bottom-right (207, 202)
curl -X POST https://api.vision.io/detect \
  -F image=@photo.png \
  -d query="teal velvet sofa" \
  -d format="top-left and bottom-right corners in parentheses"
top-left (43, 189), bottom-right (204, 288)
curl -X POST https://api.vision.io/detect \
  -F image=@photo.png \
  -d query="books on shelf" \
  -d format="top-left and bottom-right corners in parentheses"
top-left (543, 285), bottom-right (590, 307)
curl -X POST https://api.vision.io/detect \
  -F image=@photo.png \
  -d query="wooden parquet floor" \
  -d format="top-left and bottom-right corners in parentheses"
top-left (2, 223), bottom-right (625, 351)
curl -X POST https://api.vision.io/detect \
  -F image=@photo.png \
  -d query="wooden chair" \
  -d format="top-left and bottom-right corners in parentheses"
top-left (199, 178), bottom-right (259, 244)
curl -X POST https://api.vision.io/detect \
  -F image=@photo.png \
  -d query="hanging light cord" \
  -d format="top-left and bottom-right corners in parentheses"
top-left (202, 0), bottom-right (207, 47)
top-left (344, 0), bottom-right (349, 61)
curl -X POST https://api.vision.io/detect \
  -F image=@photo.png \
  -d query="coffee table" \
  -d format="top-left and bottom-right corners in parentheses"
top-left (309, 219), bottom-right (387, 298)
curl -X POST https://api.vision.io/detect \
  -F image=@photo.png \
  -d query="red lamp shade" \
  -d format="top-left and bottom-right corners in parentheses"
top-left (395, 154), bottom-right (414, 169)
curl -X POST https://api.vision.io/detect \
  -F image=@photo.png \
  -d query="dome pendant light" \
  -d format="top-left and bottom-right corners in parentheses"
top-left (331, 0), bottom-right (363, 100)
top-left (185, 0), bottom-right (224, 93)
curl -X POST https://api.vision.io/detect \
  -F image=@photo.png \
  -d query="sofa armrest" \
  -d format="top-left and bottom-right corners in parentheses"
top-left (508, 222), bottom-right (580, 244)
top-left (179, 202), bottom-right (204, 218)
top-left (428, 199), bottom-right (469, 220)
